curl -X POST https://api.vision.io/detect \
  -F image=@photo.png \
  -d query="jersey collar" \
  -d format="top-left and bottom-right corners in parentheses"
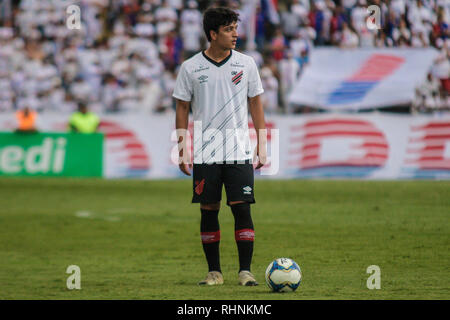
top-left (202, 50), bottom-right (232, 67)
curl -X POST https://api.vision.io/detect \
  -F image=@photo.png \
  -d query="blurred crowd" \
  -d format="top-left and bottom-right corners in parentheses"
top-left (0, 0), bottom-right (449, 115)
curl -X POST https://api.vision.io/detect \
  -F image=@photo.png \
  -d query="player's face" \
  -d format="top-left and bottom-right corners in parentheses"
top-left (215, 22), bottom-right (238, 50)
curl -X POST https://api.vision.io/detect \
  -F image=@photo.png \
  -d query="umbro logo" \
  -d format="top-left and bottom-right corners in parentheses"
top-left (243, 186), bottom-right (252, 195)
top-left (198, 75), bottom-right (208, 83)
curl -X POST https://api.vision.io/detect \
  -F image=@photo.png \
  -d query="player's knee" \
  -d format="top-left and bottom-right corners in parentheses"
top-left (230, 202), bottom-right (253, 231)
top-left (228, 200), bottom-right (245, 206)
top-left (230, 201), bottom-right (251, 213)
top-left (200, 202), bottom-right (220, 211)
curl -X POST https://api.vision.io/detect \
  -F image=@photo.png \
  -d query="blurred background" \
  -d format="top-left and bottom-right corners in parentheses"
top-left (0, 0), bottom-right (448, 114)
top-left (0, 0), bottom-right (449, 179)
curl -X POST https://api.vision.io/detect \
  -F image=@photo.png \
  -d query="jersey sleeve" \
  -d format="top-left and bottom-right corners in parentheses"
top-left (247, 58), bottom-right (264, 98)
top-left (172, 63), bottom-right (193, 102)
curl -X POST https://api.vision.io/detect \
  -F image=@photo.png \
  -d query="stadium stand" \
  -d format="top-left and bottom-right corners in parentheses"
top-left (0, 0), bottom-right (448, 115)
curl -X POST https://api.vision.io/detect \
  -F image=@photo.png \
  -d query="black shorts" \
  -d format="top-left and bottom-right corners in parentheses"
top-left (192, 160), bottom-right (255, 205)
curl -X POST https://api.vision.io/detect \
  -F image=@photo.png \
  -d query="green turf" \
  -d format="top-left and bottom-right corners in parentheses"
top-left (0, 177), bottom-right (448, 299)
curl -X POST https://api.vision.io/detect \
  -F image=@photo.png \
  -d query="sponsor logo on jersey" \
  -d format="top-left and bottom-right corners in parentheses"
top-left (232, 70), bottom-right (243, 85)
top-left (194, 65), bottom-right (210, 73)
top-left (231, 62), bottom-right (245, 68)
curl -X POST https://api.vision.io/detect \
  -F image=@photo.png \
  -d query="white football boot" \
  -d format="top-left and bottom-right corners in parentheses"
top-left (238, 270), bottom-right (258, 286)
top-left (198, 271), bottom-right (224, 286)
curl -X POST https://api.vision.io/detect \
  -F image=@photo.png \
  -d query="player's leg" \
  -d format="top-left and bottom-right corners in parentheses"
top-left (198, 202), bottom-right (223, 285)
top-left (229, 200), bottom-right (254, 273)
top-left (192, 163), bottom-right (224, 285)
top-left (229, 200), bottom-right (258, 286)
top-left (223, 162), bottom-right (258, 286)
top-left (199, 202), bottom-right (221, 272)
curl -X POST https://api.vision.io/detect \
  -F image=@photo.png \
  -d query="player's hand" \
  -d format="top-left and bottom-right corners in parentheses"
top-left (177, 141), bottom-right (192, 175)
top-left (255, 155), bottom-right (267, 170)
top-left (254, 143), bottom-right (267, 170)
top-left (179, 161), bottom-right (192, 176)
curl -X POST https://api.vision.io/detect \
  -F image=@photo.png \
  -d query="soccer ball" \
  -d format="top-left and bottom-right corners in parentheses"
top-left (265, 258), bottom-right (302, 292)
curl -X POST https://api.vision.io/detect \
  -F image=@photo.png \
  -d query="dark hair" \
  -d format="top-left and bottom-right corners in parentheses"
top-left (203, 7), bottom-right (240, 42)
top-left (78, 102), bottom-right (87, 110)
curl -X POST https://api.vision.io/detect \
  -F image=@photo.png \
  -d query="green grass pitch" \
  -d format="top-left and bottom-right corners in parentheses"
top-left (0, 177), bottom-right (448, 299)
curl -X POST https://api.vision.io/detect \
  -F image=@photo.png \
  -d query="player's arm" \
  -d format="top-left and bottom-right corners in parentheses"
top-left (248, 94), bottom-right (267, 169)
top-left (175, 98), bottom-right (192, 176)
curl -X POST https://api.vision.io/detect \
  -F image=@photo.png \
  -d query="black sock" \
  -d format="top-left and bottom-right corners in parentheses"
top-left (231, 203), bottom-right (254, 273)
top-left (200, 208), bottom-right (221, 273)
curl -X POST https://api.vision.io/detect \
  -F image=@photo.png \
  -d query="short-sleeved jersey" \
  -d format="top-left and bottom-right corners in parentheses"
top-left (173, 50), bottom-right (264, 164)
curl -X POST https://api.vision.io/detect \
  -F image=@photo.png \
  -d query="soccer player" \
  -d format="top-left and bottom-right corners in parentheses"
top-left (173, 7), bottom-right (267, 286)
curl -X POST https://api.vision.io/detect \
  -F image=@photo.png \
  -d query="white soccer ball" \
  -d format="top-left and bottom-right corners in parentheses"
top-left (265, 258), bottom-right (302, 292)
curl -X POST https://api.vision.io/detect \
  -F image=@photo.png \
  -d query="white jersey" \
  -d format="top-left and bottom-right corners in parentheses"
top-left (173, 50), bottom-right (264, 164)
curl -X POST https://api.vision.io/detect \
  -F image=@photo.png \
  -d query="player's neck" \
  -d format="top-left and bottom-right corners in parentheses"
top-left (204, 45), bottom-right (231, 63)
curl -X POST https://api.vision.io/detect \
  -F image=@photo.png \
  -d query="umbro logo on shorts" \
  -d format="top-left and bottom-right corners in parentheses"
top-left (195, 179), bottom-right (205, 195)
top-left (243, 186), bottom-right (252, 195)
top-left (231, 70), bottom-right (243, 85)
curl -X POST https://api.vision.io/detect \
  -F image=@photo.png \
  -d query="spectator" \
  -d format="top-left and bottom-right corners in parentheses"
top-left (330, 4), bottom-right (347, 45)
top-left (255, 4), bottom-right (266, 51)
top-left (339, 21), bottom-right (359, 48)
top-left (154, 0), bottom-right (177, 37)
top-left (134, 12), bottom-right (156, 38)
top-left (0, 0), bottom-right (13, 26)
top-left (48, 78), bottom-right (66, 112)
top-left (413, 72), bottom-right (443, 113)
top-left (279, 49), bottom-right (301, 113)
top-left (431, 7), bottom-right (449, 46)
top-left (101, 73), bottom-right (120, 112)
top-left (0, 74), bottom-right (14, 112)
top-left (431, 39), bottom-right (450, 100)
top-left (392, 19), bottom-right (412, 46)
top-left (280, 2), bottom-right (300, 41)
top-left (270, 27), bottom-right (286, 62)
top-left (385, 10), bottom-right (400, 44)
top-left (351, 0), bottom-right (368, 35)
top-left (244, 43), bottom-right (264, 68)
top-left (342, 0), bottom-right (357, 18)
top-left (407, 0), bottom-right (434, 38)
top-left (161, 28), bottom-right (183, 70)
top-left (411, 29), bottom-right (430, 47)
top-left (15, 103), bottom-right (37, 133)
top-left (260, 67), bottom-right (279, 114)
top-left (289, 26), bottom-right (314, 63)
top-left (138, 73), bottom-right (164, 113)
top-left (180, 0), bottom-right (202, 59)
top-left (68, 102), bottom-right (100, 133)
top-left (390, 0), bottom-right (407, 18)
top-left (291, 0), bottom-right (310, 27)
top-left (309, 1), bottom-right (327, 45)
top-left (160, 69), bottom-right (177, 112)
